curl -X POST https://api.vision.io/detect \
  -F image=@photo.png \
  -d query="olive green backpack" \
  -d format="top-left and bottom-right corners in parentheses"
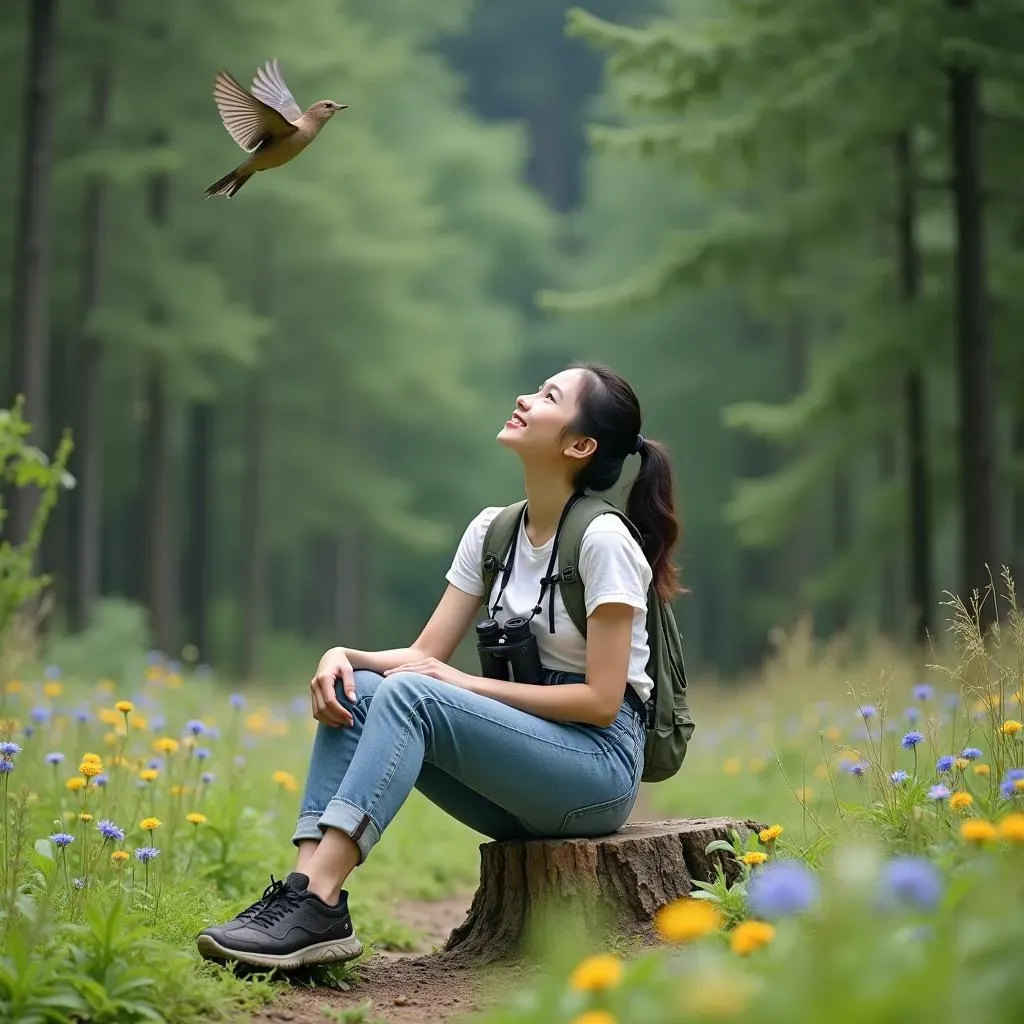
top-left (481, 494), bottom-right (695, 783)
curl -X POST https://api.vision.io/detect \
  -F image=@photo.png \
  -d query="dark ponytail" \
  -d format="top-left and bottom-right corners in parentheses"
top-left (566, 363), bottom-right (682, 600)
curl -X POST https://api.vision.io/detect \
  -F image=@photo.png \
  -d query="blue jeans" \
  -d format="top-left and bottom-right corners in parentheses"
top-left (291, 669), bottom-right (646, 861)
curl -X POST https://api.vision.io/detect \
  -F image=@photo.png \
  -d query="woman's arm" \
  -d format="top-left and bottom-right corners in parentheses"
top-left (347, 584), bottom-right (484, 672)
top-left (388, 602), bottom-right (635, 728)
top-left (310, 584), bottom-right (482, 724)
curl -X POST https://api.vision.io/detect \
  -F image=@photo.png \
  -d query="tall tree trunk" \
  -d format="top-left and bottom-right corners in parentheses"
top-left (784, 313), bottom-right (811, 620)
top-left (68, 0), bottom-right (114, 633)
top-left (948, 1), bottom-right (997, 628)
top-left (140, 134), bottom-right (176, 654)
top-left (877, 432), bottom-right (900, 633)
top-left (7, 0), bottom-right (59, 547)
top-left (183, 400), bottom-right (213, 659)
top-left (831, 469), bottom-right (852, 632)
top-left (239, 237), bottom-right (271, 680)
top-left (895, 132), bottom-right (933, 644)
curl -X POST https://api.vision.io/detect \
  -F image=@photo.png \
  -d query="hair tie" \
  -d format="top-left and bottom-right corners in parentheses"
top-left (633, 434), bottom-right (645, 455)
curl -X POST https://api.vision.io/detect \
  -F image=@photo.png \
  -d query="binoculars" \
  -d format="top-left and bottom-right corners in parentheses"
top-left (475, 616), bottom-right (544, 683)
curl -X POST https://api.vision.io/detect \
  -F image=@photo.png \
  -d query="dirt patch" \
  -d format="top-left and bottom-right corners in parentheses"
top-left (246, 892), bottom-right (503, 1024)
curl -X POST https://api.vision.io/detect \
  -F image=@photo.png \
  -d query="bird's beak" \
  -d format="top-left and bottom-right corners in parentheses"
top-left (338, 104), bottom-right (349, 110)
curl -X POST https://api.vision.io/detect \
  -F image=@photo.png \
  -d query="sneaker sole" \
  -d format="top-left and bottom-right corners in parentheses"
top-left (196, 932), bottom-right (363, 970)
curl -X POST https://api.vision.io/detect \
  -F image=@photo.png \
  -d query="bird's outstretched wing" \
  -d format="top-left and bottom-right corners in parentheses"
top-left (250, 59), bottom-right (303, 124)
top-left (213, 69), bottom-right (297, 152)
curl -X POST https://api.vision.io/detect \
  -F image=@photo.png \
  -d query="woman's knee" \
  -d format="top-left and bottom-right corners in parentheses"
top-left (351, 669), bottom-right (385, 702)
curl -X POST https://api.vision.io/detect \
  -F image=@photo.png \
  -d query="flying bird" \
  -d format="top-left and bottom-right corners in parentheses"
top-left (204, 59), bottom-right (347, 199)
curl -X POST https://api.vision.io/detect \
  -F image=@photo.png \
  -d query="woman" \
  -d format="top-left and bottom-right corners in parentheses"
top-left (197, 362), bottom-right (682, 969)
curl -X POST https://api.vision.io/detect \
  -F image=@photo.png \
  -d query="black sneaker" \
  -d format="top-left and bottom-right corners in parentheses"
top-left (198, 874), bottom-right (285, 944)
top-left (195, 872), bottom-right (362, 970)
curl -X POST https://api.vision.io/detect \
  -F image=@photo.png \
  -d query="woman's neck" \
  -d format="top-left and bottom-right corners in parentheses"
top-left (521, 465), bottom-right (576, 546)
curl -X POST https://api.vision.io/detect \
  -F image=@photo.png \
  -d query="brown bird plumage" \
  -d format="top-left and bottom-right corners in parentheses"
top-left (204, 59), bottom-right (347, 199)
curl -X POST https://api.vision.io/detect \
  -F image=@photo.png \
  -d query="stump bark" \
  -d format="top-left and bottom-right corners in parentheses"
top-left (438, 817), bottom-right (765, 965)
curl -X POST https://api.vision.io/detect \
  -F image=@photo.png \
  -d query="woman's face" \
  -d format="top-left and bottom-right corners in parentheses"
top-left (496, 368), bottom-right (593, 460)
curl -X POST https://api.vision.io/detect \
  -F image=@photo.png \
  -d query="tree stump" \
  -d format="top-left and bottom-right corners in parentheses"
top-left (438, 817), bottom-right (765, 965)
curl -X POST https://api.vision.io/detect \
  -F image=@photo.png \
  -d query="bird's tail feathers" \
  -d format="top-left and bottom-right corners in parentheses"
top-left (203, 167), bottom-right (252, 199)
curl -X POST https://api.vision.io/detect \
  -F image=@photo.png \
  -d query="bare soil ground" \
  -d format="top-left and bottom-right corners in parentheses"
top-left (247, 792), bottom-right (658, 1024)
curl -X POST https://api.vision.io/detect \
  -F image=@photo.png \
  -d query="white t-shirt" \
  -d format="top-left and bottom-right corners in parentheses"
top-left (445, 506), bottom-right (654, 703)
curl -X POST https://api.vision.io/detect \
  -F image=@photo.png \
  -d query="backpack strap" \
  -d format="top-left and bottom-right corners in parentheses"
top-left (480, 501), bottom-right (527, 613)
top-left (555, 494), bottom-right (644, 638)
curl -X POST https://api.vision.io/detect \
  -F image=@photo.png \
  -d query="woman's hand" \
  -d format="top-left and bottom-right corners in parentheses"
top-left (310, 647), bottom-right (356, 727)
top-left (383, 657), bottom-right (476, 690)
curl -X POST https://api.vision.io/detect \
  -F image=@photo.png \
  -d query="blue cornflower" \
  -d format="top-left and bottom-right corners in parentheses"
top-left (1000, 768), bottom-right (1024, 800)
top-left (201, 771), bottom-right (215, 785)
top-left (858, 704), bottom-right (877, 720)
top-left (943, 694), bottom-right (960, 710)
top-left (50, 832), bottom-right (75, 848)
top-left (147, 757), bottom-right (163, 771)
top-left (928, 784), bottom-right (951, 801)
top-left (901, 731), bottom-right (924, 750)
top-left (203, 726), bottom-right (221, 741)
top-left (134, 847), bottom-right (159, 863)
top-left (72, 878), bottom-right (85, 890)
top-left (936, 755), bottom-right (955, 774)
top-left (0, 759), bottom-right (13, 775)
top-left (905, 707), bottom-right (921, 723)
top-left (234, 755), bottom-right (245, 767)
top-left (96, 820), bottom-right (125, 842)
top-left (45, 751), bottom-right (64, 765)
top-left (44, 665), bottom-right (61, 680)
top-left (169, 659), bottom-right (182, 674)
top-left (913, 683), bottom-right (934, 702)
top-left (29, 706), bottom-right (50, 724)
top-left (93, 773), bottom-right (108, 787)
top-left (23, 726), bottom-right (34, 738)
top-left (747, 860), bottom-right (820, 919)
top-left (150, 716), bottom-right (166, 732)
top-left (0, 742), bottom-right (22, 757)
top-left (146, 650), bottom-right (164, 666)
top-left (73, 708), bottom-right (90, 723)
top-left (890, 770), bottom-right (909, 785)
top-left (195, 747), bottom-right (211, 761)
top-left (960, 747), bottom-right (983, 761)
top-left (230, 693), bottom-right (245, 710)
top-left (184, 719), bottom-right (205, 737)
top-left (847, 760), bottom-right (869, 777)
top-left (881, 856), bottom-right (943, 911)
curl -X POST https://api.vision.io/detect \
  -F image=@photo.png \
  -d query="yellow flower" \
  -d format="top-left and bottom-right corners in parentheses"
top-left (996, 813), bottom-right (1024, 843)
top-left (79, 760), bottom-right (103, 777)
top-left (138, 769), bottom-right (158, 783)
top-left (166, 673), bottom-right (183, 688)
top-left (170, 784), bottom-right (185, 796)
top-left (722, 757), bottom-right (741, 776)
top-left (570, 1013), bottom-right (617, 1024)
top-left (948, 791), bottom-right (973, 812)
top-left (5, 680), bottom-right (23, 694)
top-left (813, 765), bottom-right (829, 781)
top-left (43, 682), bottom-right (62, 698)
top-left (747, 757), bottom-right (767, 774)
top-left (145, 666), bottom-right (164, 682)
top-left (758, 825), bottom-right (784, 844)
top-left (960, 819), bottom-right (997, 844)
top-left (654, 898), bottom-right (722, 943)
top-left (154, 737), bottom-right (179, 754)
top-left (111, 850), bottom-right (129, 865)
top-left (742, 851), bottom-right (768, 866)
top-left (97, 679), bottom-right (116, 694)
top-left (973, 763), bottom-right (990, 777)
top-left (272, 770), bottom-right (298, 792)
top-left (78, 812), bottom-right (93, 822)
top-left (1001, 720), bottom-right (1022, 736)
top-left (568, 953), bottom-right (623, 992)
top-left (823, 726), bottom-right (841, 743)
top-left (730, 920), bottom-right (776, 956)
top-left (687, 971), bottom-right (754, 1016)
top-left (81, 752), bottom-right (102, 764)
top-left (115, 700), bottom-right (134, 714)
top-left (139, 817), bottom-right (162, 832)
top-left (98, 709), bottom-right (121, 726)
top-left (954, 757), bottom-right (970, 772)
top-left (186, 812), bottom-right (207, 826)
top-left (65, 777), bottom-right (85, 791)
top-left (130, 714), bottom-right (148, 730)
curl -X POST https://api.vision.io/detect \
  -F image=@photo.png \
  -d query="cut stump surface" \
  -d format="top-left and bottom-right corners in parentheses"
top-left (439, 816), bottom-right (765, 965)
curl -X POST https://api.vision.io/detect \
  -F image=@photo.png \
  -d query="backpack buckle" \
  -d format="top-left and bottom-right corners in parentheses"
top-left (560, 566), bottom-right (578, 585)
top-left (483, 554), bottom-right (504, 573)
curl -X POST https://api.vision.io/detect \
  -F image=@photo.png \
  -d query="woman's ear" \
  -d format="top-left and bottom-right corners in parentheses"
top-left (564, 436), bottom-right (597, 460)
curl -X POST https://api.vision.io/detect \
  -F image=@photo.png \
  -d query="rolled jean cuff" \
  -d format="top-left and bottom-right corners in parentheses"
top-left (291, 811), bottom-right (326, 847)
top-left (317, 798), bottom-right (381, 862)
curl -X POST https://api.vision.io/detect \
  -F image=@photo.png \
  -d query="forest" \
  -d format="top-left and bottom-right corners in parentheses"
top-left (1, 0), bottom-right (1019, 682)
